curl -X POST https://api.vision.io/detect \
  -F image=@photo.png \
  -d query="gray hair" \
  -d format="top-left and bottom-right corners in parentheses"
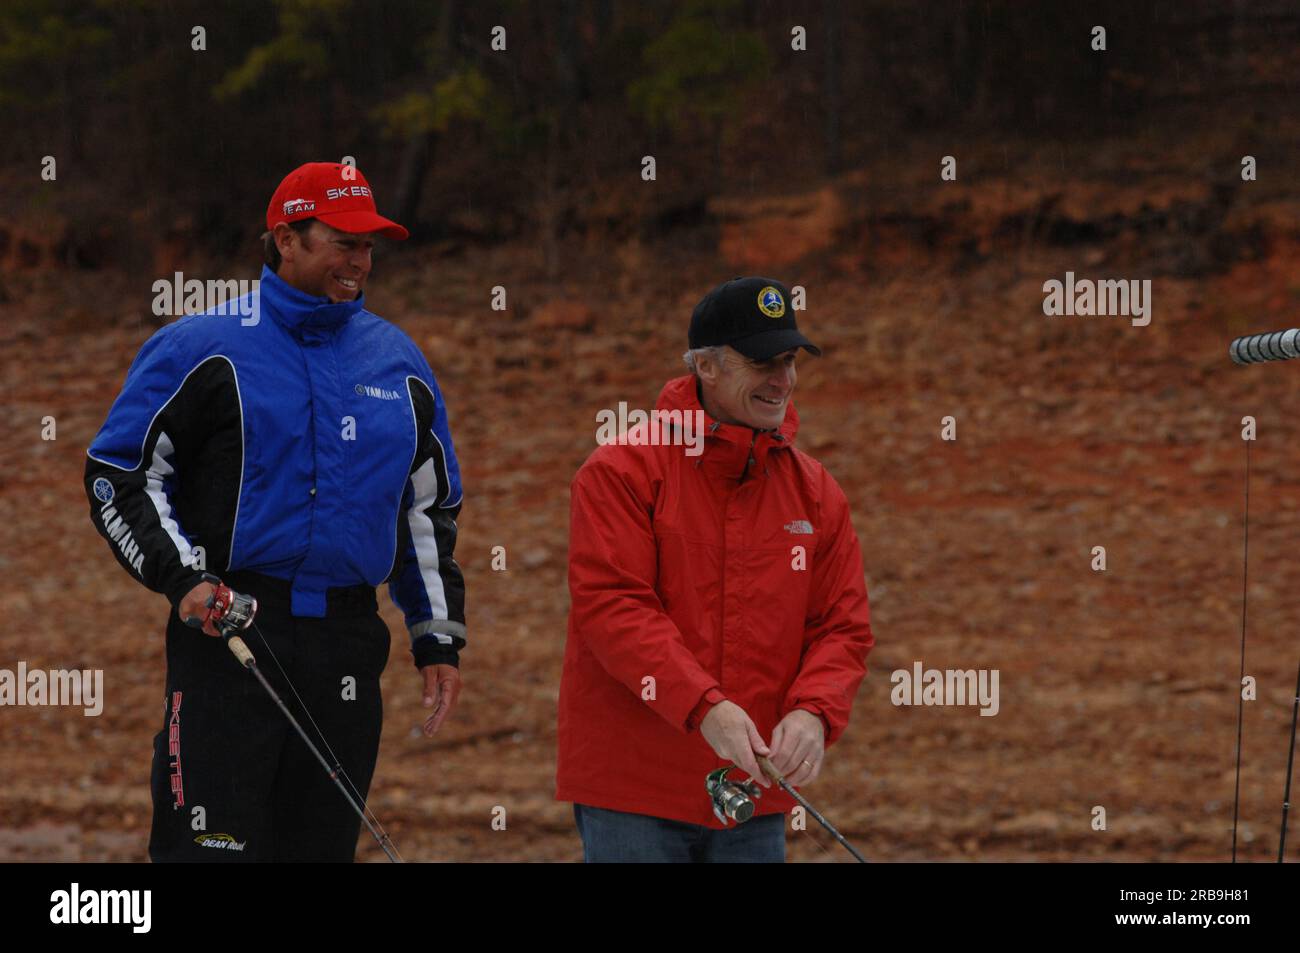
top-left (682, 345), bottom-right (726, 376)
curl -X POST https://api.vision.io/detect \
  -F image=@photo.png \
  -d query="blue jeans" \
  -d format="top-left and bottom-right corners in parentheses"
top-left (573, 803), bottom-right (786, 863)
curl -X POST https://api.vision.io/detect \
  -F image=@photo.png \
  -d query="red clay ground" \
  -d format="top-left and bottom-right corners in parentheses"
top-left (4, 138), bottom-right (1300, 862)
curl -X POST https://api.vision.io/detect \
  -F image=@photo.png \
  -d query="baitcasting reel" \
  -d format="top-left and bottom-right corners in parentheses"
top-left (706, 765), bottom-right (762, 825)
top-left (187, 572), bottom-right (258, 639)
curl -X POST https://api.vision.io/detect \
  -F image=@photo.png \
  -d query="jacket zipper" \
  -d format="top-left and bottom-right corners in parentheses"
top-left (739, 430), bottom-right (758, 483)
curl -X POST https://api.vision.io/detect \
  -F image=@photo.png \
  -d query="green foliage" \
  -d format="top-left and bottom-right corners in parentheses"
top-left (214, 0), bottom-right (351, 99)
top-left (0, 1), bottom-right (112, 108)
top-left (214, 0), bottom-right (495, 142)
top-left (627, 0), bottom-right (769, 131)
top-left (374, 67), bottom-right (490, 138)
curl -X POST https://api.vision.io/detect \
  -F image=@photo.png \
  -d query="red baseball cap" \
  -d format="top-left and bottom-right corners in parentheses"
top-left (266, 161), bottom-right (409, 240)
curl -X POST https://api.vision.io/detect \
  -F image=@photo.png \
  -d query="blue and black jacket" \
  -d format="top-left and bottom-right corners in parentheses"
top-left (84, 266), bottom-right (465, 668)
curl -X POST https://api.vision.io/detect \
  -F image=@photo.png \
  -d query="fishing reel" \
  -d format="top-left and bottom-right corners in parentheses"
top-left (706, 765), bottom-right (762, 825)
top-left (707, 758), bottom-right (871, 862)
top-left (187, 572), bottom-right (258, 639)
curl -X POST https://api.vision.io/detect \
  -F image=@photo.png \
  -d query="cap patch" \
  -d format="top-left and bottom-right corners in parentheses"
top-left (757, 285), bottom-right (786, 318)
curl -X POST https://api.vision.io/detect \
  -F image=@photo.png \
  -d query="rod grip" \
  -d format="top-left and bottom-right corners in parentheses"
top-left (225, 634), bottom-right (255, 667)
top-left (757, 755), bottom-right (783, 782)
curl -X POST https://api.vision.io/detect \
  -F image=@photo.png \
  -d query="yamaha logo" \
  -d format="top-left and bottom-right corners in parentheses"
top-left (354, 383), bottom-right (402, 401)
top-left (93, 478), bottom-right (115, 503)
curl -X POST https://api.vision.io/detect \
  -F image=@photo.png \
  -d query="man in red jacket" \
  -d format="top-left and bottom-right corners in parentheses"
top-left (557, 276), bottom-right (874, 862)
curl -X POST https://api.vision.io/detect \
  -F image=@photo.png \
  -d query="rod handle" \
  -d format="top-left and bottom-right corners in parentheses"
top-left (225, 634), bottom-right (255, 667)
top-left (757, 755), bottom-right (783, 783)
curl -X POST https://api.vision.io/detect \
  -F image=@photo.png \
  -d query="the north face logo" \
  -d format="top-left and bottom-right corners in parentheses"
top-left (784, 520), bottom-right (813, 534)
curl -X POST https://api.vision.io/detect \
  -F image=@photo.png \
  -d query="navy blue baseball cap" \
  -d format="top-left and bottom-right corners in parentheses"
top-left (689, 277), bottom-right (821, 361)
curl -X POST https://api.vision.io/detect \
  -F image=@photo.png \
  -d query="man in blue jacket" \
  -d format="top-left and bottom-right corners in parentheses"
top-left (84, 162), bottom-right (465, 862)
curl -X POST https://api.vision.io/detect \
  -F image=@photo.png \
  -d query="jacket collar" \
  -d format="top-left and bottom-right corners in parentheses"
top-left (654, 375), bottom-right (798, 481)
top-left (258, 265), bottom-right (365, 338)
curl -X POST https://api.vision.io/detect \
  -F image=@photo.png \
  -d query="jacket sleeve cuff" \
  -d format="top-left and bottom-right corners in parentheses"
top-left (791, 704), bottom-right (832, 739)
top-left (685, 688), bottom-right (727, 732)
top-left (165, 571), bottom-right (209, 610)
top-left (412, 635), bottom-right (460, 669)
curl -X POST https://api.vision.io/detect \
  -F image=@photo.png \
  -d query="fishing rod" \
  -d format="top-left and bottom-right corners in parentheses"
top-left (192, 574), bottom-right (402, 863)
top-left (1228, 328), bottom-right (1300, 863)
top-left (1280, 657), bottom-right (1300, 862)
top-left (705, 757), bottom-right (868, 862)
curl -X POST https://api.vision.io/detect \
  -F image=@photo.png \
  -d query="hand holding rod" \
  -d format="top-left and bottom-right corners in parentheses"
top-left (203, 576), bottom-right (402, 862)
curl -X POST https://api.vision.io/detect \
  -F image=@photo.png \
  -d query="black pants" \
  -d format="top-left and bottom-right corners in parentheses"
top-left (148, 571), bottom-right (391, 862)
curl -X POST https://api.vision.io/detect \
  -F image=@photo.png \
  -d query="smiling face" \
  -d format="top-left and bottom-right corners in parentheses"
top-left (696, 346), bottom-right (799, 430)
top-left (274, 219), bottom-right (376, 302)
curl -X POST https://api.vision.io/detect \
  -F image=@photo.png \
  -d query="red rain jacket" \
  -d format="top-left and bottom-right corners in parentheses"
top-left (556, 375), bottom-right (874, 826)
